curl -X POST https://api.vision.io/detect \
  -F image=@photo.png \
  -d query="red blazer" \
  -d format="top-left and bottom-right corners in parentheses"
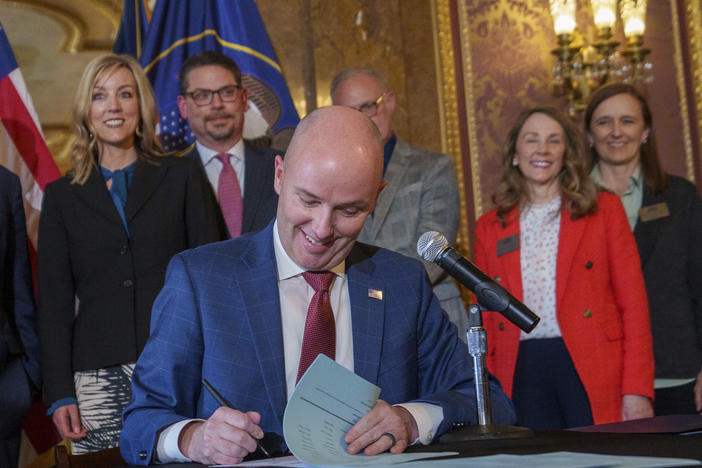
top-left (474, 191), bottom-right (654, 424)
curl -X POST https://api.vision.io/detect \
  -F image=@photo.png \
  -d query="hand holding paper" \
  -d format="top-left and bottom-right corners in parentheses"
top-left (282, 355), bottom-right (455, 466)
top-left (345, 400), bottom-right (418, 455)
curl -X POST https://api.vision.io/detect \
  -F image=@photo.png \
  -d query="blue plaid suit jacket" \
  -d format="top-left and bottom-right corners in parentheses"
top-left (120, 222), bottom-right (515, 465)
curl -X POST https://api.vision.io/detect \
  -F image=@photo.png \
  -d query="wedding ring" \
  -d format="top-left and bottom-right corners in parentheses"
top-left (382, 432), bottom-right (396, 446)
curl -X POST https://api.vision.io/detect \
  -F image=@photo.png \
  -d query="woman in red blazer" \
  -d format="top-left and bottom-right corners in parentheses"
top-left (474, 106), bottom-right (654, 429)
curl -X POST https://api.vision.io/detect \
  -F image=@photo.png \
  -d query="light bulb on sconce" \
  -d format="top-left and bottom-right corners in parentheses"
top-left (620, 0), bottom-right (651, 83)
top-left (549, 0), bottom-right (651, 115)
top-left (592, 0), bottom-right (616, 30)
top-left (550, 0), bottom-right (576, 35)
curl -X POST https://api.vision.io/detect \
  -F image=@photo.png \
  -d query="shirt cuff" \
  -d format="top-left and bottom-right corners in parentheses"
top-left (46, 397), bottom-right (78, 416)
top-left (395, 402), bottom-right (443, 445)
top-left (156, 418), bottom-right (204, 463)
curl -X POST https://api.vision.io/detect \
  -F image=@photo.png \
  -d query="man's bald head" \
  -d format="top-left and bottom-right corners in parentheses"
top-left (284, 105), bottom-right (383, 171)
top-left (273, 106), bottom-right (386, 271)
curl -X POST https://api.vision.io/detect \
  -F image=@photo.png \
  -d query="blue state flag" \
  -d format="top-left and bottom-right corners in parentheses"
top-left (113, 0), bottom-right (149, 57)
top-left (139, 0), bottom-right (300, 151)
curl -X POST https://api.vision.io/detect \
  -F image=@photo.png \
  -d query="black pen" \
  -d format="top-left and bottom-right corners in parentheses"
top-left (201, 378), bottom-right (271, 457)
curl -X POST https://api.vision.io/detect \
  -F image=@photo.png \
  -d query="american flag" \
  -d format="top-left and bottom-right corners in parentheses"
top-left (136, 0), bottom-right (300, 151)
top-left (0, 22), bottom-right (60, 249)
top-left (0, 20), bottom-right (62, 460)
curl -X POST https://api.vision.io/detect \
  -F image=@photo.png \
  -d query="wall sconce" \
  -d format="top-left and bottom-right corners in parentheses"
top-left (549, 0), bottom-right (651, 115)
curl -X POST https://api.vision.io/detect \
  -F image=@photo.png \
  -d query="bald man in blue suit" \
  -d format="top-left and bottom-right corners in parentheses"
top-left (121, 107), bottom-right (515, 465)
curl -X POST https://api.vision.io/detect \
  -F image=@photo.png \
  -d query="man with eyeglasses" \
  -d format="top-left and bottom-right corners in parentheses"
top-left (330, 68), bottom-right (468, 339)
top-left (177, 51), bottom-right (278, 238)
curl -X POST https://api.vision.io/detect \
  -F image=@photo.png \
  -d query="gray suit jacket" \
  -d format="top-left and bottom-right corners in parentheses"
top-left (357, 139), bottom-right (468, 337)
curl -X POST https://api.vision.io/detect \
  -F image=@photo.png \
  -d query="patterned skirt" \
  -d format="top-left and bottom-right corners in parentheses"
top-left (71, 363), bottom-right (135, 454)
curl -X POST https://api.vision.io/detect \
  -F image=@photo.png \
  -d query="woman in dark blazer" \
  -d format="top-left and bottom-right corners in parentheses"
top-left (584, 83), bottom-right (702, 415)
top-left (474, 107), bottom-right (654, 429)
top-left (38, 54), bottom-right (223, 453)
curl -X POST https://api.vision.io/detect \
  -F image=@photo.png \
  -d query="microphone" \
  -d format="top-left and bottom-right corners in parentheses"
top-left (417, 231), bottom-right (539, 333)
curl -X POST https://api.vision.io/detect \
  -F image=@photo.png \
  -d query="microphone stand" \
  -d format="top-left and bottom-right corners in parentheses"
top-left (439, 303), bottom-right (533, 442)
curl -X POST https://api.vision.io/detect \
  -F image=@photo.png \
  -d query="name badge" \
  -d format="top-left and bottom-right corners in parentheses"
top-left (639, 202), bottom-right (670, 222)
top-left (497, 234), bottom-right (519, 256)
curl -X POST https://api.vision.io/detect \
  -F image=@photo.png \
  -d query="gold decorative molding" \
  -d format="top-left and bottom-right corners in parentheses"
top-left (7, 0), bottom-right (83, 53)
top-left (682, 0), bottom-right (702, 182)
top-left (43, 124), bottom-right (72, 175)
top-left (456, 0), bottom-right (484, 220)
top-left (430, 0), bottom-right (470, 256)
top-left (671, 0), bottom-right (694, 182)
top-left (5, 0), bottom-right (117, 52)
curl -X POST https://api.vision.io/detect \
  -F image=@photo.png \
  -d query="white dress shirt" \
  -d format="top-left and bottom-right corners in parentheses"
top-left (195, 139), bottom-right (246, 198)
top-left (156, 221), bottom-right (442, 462)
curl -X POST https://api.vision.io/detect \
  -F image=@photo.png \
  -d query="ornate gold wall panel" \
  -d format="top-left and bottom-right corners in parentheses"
top-left (681, 0), bottom-right (702, 182)
top-left (257, 0), bottom-right (443, 153)
top-left (431, 0), bottom-right (470, 256)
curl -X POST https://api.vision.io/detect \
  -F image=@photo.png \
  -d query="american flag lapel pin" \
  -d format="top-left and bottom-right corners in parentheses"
top-left (368, 289), bottom-right (383, 300)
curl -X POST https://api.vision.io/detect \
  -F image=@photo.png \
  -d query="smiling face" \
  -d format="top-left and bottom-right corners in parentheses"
top-left (513, 112), bottom-right (566, 199)
top-left (274, 107), bottom-right (384, 271)
top-left (88, 66), bottom-right (140, 151)
top-left (177, 64), bottom-right (248, 152)
top-left (588, 93), bottom-right (650, 169)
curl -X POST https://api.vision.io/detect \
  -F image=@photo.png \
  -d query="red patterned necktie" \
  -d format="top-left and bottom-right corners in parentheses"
top-left (297, 271), bottom-right (336, 383)
top-left (215, 153), bottom-right (243, 238)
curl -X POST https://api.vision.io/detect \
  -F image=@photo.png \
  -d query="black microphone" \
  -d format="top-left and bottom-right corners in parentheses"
top-left (417, 231), bottom-right (539, 333)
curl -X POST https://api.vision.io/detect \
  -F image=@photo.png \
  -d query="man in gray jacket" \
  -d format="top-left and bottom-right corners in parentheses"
top-left (331, 68), bottom-right (468, 338)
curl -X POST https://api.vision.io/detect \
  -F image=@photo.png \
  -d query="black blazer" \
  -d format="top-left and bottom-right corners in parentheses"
top-left (0, 165), bottom-right (39, 437)
top-left (634, 174), bottom-right (702, 378)
top-left (37, 156), bottom-right (224, 404)
top-left (185, 141), bottom-right (279, 236)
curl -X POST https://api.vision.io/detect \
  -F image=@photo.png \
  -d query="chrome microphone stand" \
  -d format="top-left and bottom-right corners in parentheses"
top-left (439, 303), bottom-right (533, 442)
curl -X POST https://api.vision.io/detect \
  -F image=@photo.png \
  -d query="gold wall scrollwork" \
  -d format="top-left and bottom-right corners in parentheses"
top-left (7, 0), bottom-right (83, 53)
top-left (431, 0), bottom-right (471, 258)
top-left (671, 0), bottom-right (695, 183)
top-left (456, 0), bottom-right (483, 221)
top-left (682, 0), bottom-right (702, 182)
top-left (6, 0), bottom-right (117, 53)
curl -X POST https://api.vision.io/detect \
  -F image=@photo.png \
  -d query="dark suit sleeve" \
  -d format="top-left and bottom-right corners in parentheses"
top-left (9, 175), bottom-right (40, 389)
top-left (37, 182), bottom-right (77, 404)
top-left (686, 186), bottom-right (702, 354)
top-left (183, 157), bottom-right (226, 247)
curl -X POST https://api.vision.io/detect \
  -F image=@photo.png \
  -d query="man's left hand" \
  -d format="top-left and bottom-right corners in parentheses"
top-left (344, 400), bottom-right (418, 456)
top-left (621, 394), bottom-right (653, 421)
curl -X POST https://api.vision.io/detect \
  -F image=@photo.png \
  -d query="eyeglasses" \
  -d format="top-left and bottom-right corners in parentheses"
top-left (183, 85), bottom-right (242, 106)
top-left (354, 93), bottom-right (386, 117)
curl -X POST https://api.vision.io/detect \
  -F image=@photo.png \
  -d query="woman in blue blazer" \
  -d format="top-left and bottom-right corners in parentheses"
top-left (37, 54), bottom-right (223, 453)
top-left (584, 83), bottom-right (702, 416)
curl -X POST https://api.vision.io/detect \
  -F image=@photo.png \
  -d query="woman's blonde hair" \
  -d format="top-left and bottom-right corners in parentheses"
top-left (492, 106), bottom-right (598, 225)
top-left (69, 53), bottom-right (165, 184)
